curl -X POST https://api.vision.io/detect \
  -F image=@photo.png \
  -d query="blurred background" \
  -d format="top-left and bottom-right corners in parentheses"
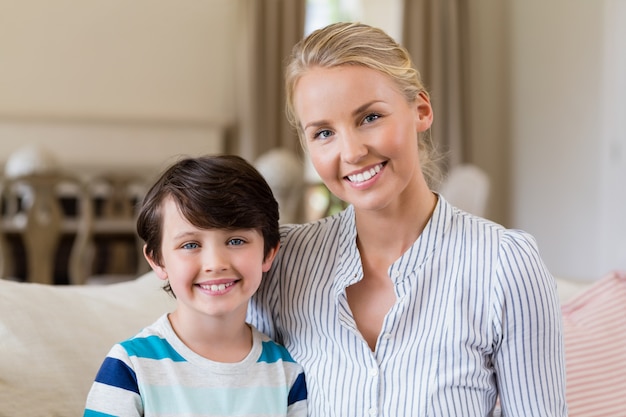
top-left (0, 0), bottom-right (625, 282)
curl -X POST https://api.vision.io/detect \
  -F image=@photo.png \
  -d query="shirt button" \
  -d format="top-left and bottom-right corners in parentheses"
top-left (369, 368), bottom-right (379, 377)
top-left (392, 270), bottom-right (400, 278)
top-left (368, 407), bottom-right (377, 416)
top-left (382, 332), bottom-right (392, 340)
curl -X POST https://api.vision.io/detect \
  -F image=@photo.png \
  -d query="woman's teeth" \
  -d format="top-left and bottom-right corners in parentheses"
top-left (347, 164), bottom-right (382, 184)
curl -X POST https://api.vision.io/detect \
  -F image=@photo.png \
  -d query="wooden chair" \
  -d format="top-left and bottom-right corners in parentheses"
top-left (82, 173), bottom-right (149, 284)
top-left (0, 172), bottom-right (93, 285)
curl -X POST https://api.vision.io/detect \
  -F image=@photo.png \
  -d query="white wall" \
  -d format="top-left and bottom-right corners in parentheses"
top-left (510, 0), bottom-right (626, 280)
top-left (0, 0), bottom-right (241, 171)
top-left (599, 0), bottom-right (626, 275)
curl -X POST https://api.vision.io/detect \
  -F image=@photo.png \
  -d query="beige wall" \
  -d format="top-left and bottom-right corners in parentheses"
top-left (0, 0), bottom-right (241, 170)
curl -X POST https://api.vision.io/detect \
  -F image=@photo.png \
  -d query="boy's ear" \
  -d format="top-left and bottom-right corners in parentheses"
top-left (143, 244), bottom-right (168, 280)
top-left (262, 243), bottom-right (280, 272)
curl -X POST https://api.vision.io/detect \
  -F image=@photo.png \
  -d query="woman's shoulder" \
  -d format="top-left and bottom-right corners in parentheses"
top-left (446, 202), bottom-right (538, 248)
top-left (279, 209), bottom-right (348, 242)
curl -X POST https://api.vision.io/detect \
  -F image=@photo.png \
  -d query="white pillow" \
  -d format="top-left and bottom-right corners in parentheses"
top-left (0, 272), bottom-right (174, 417)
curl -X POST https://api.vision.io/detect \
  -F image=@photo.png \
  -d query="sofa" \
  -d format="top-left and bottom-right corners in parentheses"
top-left (0, 271), bottom-right (622, 416)
top-left (0, 272), bottom-right (175, 416)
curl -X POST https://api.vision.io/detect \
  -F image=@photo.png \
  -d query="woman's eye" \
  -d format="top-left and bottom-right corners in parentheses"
top-left (228, 238), bottom-right (245, 246)
top-left (313, 129), bottom-right (333, 140)
top-left (182, 242), bottom-right (199, 250)
top-left (363, 113), bottom-right (381, 124)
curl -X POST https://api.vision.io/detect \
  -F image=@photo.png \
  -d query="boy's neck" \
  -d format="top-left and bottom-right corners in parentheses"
top-left (167, 311), bottom-right (253, 363)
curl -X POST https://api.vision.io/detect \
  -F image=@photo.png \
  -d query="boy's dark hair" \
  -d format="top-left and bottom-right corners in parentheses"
top-left (137, 155), bottom-right (280, 267)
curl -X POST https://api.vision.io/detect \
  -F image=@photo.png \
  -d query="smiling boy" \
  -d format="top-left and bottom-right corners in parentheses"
top-left (84, 155), bottom-right (307, 417)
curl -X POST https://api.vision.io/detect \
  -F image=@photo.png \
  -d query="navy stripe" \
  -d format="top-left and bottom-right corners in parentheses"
top-left (288, 372), bottom-right (307, 405)
top-left (94, 357), bottom-right (139, 394)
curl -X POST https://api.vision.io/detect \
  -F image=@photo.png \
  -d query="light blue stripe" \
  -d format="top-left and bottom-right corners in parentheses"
top-left (258, 340), bottom-right (296, 363)
top-left (141, 384), bottom-right (287, 415)
top-left (83, 410), bottom-right (115, 417)
top-left (121, 335), bottom-right (186, 361)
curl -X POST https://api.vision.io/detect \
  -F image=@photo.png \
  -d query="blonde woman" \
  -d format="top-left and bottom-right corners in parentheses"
top-left (249, 22), bottom-right (566, 416)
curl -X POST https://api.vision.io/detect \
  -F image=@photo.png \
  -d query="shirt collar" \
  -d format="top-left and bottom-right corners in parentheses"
top-left (333, 195), bottom-right (453, 291)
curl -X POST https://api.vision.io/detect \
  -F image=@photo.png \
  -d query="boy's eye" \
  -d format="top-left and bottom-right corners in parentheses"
top-left (363, 113), bottom-right (380, 124)
top-left (182, 242), bottom-right (199, 250)
top-left (228, 238), bottom-right (245, 246)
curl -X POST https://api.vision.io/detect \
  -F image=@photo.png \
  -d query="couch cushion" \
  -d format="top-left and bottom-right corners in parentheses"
top-left (0, 272), bottom-right (174, 417)
top-left (562, 270), bottom-right (626, 416)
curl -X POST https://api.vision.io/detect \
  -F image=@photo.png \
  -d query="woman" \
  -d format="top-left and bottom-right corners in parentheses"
top-left (248, 22), bottom-right (566, 416)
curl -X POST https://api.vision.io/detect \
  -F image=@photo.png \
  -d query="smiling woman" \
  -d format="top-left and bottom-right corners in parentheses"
top-left (247, 21), bottom-right (567, 417)
top-left (299, 0), bottom-right (404, 220)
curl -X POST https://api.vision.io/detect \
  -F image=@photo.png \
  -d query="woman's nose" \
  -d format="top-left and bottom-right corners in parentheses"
top-left (340, 133), bottom-right (368, 164)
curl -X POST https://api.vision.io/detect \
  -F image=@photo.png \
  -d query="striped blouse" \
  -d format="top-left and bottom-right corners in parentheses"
top-left (248, 196), bottom-right (567, 417)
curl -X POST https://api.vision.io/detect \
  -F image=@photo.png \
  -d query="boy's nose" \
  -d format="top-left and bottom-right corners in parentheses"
top-left (202, 248), bottom-right (229, 272)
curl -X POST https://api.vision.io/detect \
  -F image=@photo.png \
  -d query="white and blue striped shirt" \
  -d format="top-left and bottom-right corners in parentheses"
top-left (248, 196), bottom-right (567, 417)
top-left (85, 314), bottom-right (307, 417)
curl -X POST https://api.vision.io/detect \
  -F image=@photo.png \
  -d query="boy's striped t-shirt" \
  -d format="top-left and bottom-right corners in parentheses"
top-left (84, 314), bottom-right (307, 417)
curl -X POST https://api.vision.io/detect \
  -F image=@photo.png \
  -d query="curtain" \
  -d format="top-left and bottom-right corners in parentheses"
top-left (229, 0), bottom-right (306, 161)
top-left (402, 0), bottom-right (471, 169)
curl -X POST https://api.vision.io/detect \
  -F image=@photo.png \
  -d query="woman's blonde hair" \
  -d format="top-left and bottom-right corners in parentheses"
top-left (285, 21), bottom-right (442, 187)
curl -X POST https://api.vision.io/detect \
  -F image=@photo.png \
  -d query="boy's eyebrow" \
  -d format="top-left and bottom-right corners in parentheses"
top-left (171, 230), bottom-right (198, 240)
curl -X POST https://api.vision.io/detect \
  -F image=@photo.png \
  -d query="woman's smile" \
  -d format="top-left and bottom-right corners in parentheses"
top-left (345, 162), bottom-right (385, 184)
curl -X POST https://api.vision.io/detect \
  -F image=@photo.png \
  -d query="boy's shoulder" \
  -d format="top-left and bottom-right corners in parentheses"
top-left (115, 314), bottom-right (182, 360)
top-left (251, 326), bottom-right (297, 364)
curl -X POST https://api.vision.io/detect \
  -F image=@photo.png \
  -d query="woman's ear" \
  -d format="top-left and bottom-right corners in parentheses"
top-left (261, 243), bottom-right (280, 272)
top-left (414, 91), bottom-right (434, 132)
top-left (143, 244), bottom-right (168, 280)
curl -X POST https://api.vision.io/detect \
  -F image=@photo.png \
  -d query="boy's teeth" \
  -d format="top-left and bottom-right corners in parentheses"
top-left (200, 282), bottom-right (234, 291)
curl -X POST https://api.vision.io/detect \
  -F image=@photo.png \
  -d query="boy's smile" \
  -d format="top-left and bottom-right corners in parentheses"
top-left (146, 197), bottom-right (276, 322)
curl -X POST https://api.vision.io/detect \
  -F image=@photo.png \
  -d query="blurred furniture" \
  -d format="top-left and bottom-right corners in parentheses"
top-left (255, 148), bottom-right (305, 224)
top-left (83, 173), bottom-right (149, 284)
top-left (0, 271), bottom-right (175, 417)
top-left (438, 163), bottom-right (490, 217)
top-left (0, 171), bottom-right (92, 285)
top-left (0, 172), bottom-right (148, 285)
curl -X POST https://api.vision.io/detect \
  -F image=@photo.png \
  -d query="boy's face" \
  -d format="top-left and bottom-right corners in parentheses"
top-left (146, 197), bottom-right (277, 321)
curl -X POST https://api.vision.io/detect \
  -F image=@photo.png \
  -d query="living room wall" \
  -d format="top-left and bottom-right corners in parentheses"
top-left (0, 0), bottom-right (241, 171)
top-left (509, 0), bottom-right (626, 280)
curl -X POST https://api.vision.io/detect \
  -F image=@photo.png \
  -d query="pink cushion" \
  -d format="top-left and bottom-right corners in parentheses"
top-left (562, 270), bottom-right (626, 416)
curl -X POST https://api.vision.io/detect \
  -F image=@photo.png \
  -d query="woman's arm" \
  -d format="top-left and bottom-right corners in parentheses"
top-left (493, 231), bottom-right (567, 416)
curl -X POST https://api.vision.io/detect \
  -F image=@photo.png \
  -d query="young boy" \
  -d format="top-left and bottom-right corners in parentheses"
top-left (84, 155), bottom-right (307, 417)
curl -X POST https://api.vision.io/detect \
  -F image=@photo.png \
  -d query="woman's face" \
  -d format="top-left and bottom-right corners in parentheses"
top-left (294, 65), bottom-right (433, 212)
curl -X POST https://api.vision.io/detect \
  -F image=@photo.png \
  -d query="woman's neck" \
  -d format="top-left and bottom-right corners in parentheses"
top-left (354, 187), bottom-right (437, 261)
